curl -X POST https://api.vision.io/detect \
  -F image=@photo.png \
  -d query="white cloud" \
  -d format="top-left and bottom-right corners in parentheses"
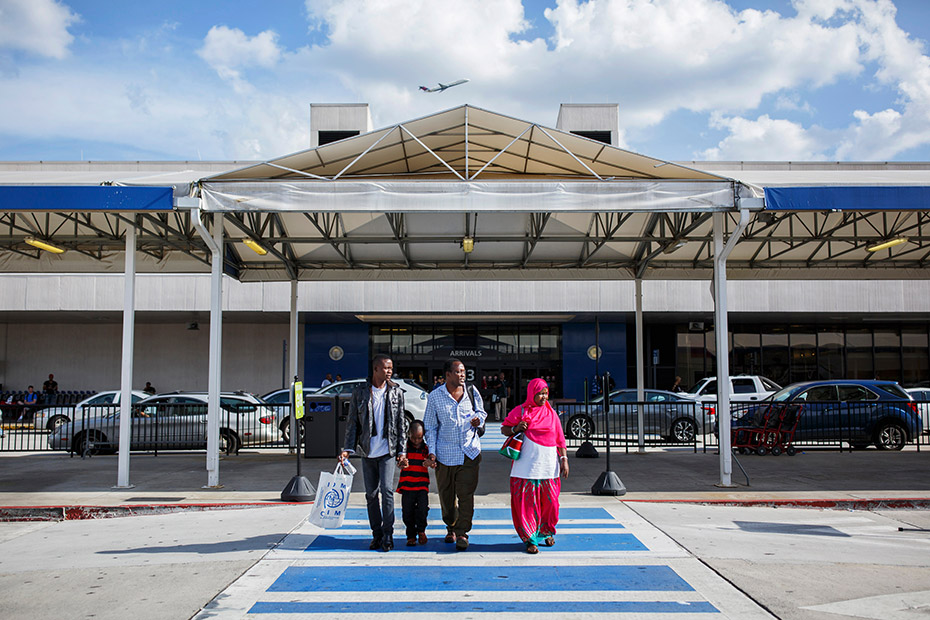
top-left (3, 0), bottom-right (930, 162)
top-left (700, 113), bottom-right (830, 160)
top-left (0, 0), bottom-right (78, 59)
top-left (705, 0), bottom-right (930, 160)
top-left (198, 26), bottom-right (282, 90)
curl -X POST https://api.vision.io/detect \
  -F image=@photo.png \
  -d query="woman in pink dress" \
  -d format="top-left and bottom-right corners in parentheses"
top-left (501, 377), bottom-right (569, 554)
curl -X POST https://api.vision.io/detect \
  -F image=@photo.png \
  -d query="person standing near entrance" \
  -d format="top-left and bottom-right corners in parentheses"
top-left (489, 371), bottom-right (510, 421)
top-left (424, 358), bottom-right (487, 551)
top-left (341, 354), bottom-right (408, 552)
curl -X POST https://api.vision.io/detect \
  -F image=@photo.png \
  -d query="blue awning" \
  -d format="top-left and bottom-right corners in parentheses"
top-left (0, 186), bottom-right (174, 212)
top-left (764, 186), bottom-right (930, 211)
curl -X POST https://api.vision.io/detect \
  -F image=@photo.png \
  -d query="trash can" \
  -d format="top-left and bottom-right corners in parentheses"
top-left (302, 395), bottom-right (339, 458)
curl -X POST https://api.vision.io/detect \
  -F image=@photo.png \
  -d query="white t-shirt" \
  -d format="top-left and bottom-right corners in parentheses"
top-left (509, 436), bottom-right (559, 480)
top-left (368, 384), bottom-right (389, 458)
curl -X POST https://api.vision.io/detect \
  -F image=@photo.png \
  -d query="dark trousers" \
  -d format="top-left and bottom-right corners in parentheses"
top-left (435, 453), bottom-right (481, 537)
top-left (361, 454), bottom-right (396, 541)
top-left (400, 489), bottom-right (429, 538)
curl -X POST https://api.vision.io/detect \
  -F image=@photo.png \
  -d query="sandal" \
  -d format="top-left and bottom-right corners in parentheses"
top-left (543, 536), bottom-right (555, 547)
top-left (525, 541), bottom-right (539, 554)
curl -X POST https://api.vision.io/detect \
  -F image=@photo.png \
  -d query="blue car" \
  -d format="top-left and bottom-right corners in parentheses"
top-left (732, 380), bottom-right (921, 451)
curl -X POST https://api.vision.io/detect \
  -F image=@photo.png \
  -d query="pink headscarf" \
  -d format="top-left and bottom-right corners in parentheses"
top-left (503, 378), bottom-right (566, 449)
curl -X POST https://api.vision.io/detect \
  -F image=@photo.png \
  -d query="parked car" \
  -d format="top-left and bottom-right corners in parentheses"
top-left (560, 389), bottom-right (709, 442)
top-left (905, 388), bottom-right (930, 434)
top-left (314, 378), bottom-right (428, 421)
top-left (33, 390), bottom-right (148, 431)
top-left (261, 386), bottom-right (322, 443)
top-left (684, 375), bottom-right (782, 404)
top-left (732, 380), bottom-right (920, 450)
top-left (48, 391), bottom-right (277, 456)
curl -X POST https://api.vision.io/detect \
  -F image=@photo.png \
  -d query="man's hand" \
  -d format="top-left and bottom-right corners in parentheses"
top-left (339, 450), bottom-right (349, 462)
top-left (470, 417), bottom-right (482, 428)
top-left (427, 453), bottom-right (437, 468)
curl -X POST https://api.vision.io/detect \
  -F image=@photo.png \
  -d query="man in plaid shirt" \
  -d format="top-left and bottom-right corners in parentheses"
top-left (424, 358), bottom-right (487, 551)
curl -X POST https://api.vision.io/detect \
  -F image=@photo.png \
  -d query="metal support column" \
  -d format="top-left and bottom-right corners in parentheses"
top-left (192, 208), bottom-right (224, 488)
top-left (635, 278), bottom-right (645, 453)
top-left (288, 279), bottom-right (299, 451)
top-left (714, 209), bottom-right (750, 487)
top-left (116, 219), bottom-right (136, 488)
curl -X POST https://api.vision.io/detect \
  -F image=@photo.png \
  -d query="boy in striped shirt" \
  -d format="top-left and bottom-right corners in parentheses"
top-left (397, 420), bottom-right (432, 546)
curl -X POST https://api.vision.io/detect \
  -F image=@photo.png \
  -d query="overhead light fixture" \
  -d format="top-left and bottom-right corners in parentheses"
top-left (243, 238), bottom-right (268, 255)
top-left (461, 236), bottom-right (475, 253)
top-left (866, 237), bottom-right (908, 252)
top-left (25, 237), bottom-right (65, 254)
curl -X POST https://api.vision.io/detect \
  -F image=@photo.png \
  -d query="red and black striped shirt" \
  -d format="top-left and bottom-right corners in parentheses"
top-left (397, 440), bottom-right (430, 492)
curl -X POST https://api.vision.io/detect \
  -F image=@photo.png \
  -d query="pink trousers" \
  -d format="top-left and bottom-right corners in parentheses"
top-left (510, 477), bottom-right (561, 545)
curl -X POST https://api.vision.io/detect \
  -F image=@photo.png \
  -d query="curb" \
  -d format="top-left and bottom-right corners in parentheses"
top-left (0, 502), bottom-right (307, 522)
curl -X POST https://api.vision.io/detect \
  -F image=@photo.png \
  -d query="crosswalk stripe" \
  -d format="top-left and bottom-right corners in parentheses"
top-left (248, 600), bottom-right (720, 614)
top-left (268, 565), bottom-right (694, 592)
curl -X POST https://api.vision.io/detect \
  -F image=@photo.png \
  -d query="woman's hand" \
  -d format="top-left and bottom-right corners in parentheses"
top-left (514, 420), bottom-right (529, 433)
top-left (560, 456), bottom-right (569, 478)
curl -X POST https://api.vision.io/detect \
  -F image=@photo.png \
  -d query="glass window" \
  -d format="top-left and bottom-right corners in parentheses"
top-left (874, 329), bottom-right (901, 382)
top-left (846, 330), bottom-right (873, 380)
top-left (519, 330), bottom-right (539, 355)
top-left (837, 385), bottom-right (877, 401)
top-left (614, 392), bottom-right (637, 402)
top-left (540, 326), bottom-right (559, 358)
top-left (371, 327), bottom-right (391, 354)
top-left (762, 329), bottom-right (789, 386)
top-left (790, 332), bottom-right (817, 383)
top-left (732, 332), bottom-right (761, 376)
top-left (817, 330), bottom-right (845, 380)
top-left (87, 393), bottom-right (116, 406)
top-left (412, 328), bottom-right (433, 355)
top-left (732, 378), bottom-right (756, 394)
top-left (798, 386), bottom-right (837, 402)
top-left (902, 328), bottom-right (929, 387)
top-left (497, 329), bottom-right (517, 355)
top-left (700, 379), bottom-right (717, 396)
top-left (676, 331), bottom-right (706, 389)
top-left (878, 383), bottom-right (909, 399)
top-left (391, 327), bottom-right (412, 355)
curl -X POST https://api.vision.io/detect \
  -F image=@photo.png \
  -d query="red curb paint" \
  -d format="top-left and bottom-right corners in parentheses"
top-left (0, 501), bottom-right (311, 522)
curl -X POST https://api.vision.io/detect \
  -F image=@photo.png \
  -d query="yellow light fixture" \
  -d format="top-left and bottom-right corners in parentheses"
top-left (25, 237), bottom-right (65, 254)
top-left (461, 236), bottom-right (474, 253)
top-left (243, 238), bottom-right (268, 255)
top-left (866, 237), bottom-right (908, 252)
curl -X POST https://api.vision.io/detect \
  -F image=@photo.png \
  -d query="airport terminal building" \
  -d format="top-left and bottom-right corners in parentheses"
top-left (0, 103), bottom-right (927, 401)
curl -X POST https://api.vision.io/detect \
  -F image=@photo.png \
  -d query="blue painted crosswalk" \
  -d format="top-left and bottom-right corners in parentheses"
top-left (195, 453), bottom-right (771, 618)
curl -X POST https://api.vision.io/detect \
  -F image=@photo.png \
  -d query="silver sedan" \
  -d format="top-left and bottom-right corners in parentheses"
top-left (561, 389), bottom-right (708, 442)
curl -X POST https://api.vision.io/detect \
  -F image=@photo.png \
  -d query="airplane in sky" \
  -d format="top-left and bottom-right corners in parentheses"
top-left (419, 78), bottom-right (469, 93)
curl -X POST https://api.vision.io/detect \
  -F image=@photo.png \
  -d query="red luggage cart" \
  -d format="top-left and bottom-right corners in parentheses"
top-left (732, 402), bottom-right (802, 456)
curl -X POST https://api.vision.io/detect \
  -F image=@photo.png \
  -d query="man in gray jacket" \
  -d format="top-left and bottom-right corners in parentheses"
top-left (340, 354), bottom-right (408, 551)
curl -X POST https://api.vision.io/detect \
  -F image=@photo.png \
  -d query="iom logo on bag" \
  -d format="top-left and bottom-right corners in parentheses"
top-left (323, 488), bottom-right (345, 509)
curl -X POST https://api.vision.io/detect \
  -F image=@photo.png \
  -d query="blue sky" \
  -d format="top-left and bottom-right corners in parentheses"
top-left (1, 0), bottom-right (929, 162)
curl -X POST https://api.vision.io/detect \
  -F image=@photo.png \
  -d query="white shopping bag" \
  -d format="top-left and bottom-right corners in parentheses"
top-left (307, 461), bottom-right (354, 529)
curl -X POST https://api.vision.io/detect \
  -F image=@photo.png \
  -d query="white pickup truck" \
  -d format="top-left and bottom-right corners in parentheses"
top-left (684, 375), bottom-right (782, 404)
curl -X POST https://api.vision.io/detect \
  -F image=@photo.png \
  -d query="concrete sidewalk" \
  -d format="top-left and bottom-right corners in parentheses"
top-left (2, 440), bottom-right (929, 519)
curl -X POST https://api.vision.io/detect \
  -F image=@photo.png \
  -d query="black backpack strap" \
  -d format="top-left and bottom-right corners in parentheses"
top-left (466, 384), bottom-right (485, 437)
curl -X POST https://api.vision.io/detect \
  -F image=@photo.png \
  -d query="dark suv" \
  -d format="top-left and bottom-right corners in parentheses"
top-left (732, 380), bottom-right (921, 450)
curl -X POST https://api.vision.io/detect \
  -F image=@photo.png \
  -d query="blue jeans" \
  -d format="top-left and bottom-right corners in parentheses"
top-left (362, 454), bottom-right (396, 541)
